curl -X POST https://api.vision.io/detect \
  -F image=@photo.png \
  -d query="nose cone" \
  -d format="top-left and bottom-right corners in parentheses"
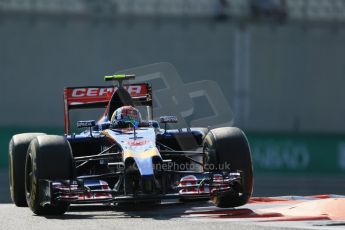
top-left (124, 155), bottom-right (156, 176)
top-left (123, 146), bottom-right (162, 176)
top-left (134, 156), bottom-right (155, 176)
top-left (124, 157), bottom-right (161, 195)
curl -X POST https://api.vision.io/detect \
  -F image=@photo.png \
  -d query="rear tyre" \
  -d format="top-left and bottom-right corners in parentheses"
top-left (9, 133), bottom-right (46, 207)
top-left (25, 135), bottom-right (75, 215)
top-left (203, 127), bottom-right (253, 208)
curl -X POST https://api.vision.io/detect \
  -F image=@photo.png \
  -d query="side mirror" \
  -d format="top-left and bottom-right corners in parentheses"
top-left (140, 120), bottom-right (160, 129)
top-left (159, 116), bottom-right (178, 134)
top-left (77, 120), bottom-right (96, 128)
top-left (77, 120), bottom-right (96, 137)
top-left (159, 116), bottom-right (178, 124)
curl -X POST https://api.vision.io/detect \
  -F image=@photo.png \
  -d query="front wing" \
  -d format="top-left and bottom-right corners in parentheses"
top-left (38, 172), bottom-right (243, 206)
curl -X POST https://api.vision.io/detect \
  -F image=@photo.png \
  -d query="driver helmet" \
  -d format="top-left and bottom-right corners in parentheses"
top-left (111, 105), bottom-right (142, 128)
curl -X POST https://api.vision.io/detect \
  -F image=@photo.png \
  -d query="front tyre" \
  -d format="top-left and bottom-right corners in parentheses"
top-left (203, 127), bottom-right (253, 208)
top-left (25, 135), bottom-right (75, 215)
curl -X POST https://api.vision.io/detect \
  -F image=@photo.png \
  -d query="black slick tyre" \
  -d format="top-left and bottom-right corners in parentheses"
top-left (25, 135), bottom-right (74, 215)
top-left (203, 127), bottom-right (253, 208)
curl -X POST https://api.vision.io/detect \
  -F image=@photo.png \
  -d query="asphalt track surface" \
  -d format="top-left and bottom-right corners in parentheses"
top-left (1, 170), bottom-right (345, 230)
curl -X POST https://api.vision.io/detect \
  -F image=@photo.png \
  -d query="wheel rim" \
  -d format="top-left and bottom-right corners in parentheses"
top-left (25, 153), bottom-right (33, 198)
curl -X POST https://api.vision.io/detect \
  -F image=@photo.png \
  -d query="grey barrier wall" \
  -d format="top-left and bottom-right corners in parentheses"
top-left (0, 14), bottom-right (345, 133)
top-left (2, 0), bottom-right (345, 22)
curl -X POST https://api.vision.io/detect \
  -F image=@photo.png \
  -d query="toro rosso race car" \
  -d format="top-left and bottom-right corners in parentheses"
top-left (9, 74), bottom-right (253, 215)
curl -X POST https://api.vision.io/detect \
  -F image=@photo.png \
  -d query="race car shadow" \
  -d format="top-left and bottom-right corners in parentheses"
top-left (44, 200), bottom-right (216, 220)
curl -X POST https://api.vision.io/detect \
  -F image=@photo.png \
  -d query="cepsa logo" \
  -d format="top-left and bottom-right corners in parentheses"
top-left (127, 139), bottom-right (150, 146)
top-left (71, 85), bottom-right (144, 98)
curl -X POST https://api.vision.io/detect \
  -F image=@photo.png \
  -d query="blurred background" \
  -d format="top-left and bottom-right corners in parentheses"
top-left (1, 0), bottom-right (345, 202)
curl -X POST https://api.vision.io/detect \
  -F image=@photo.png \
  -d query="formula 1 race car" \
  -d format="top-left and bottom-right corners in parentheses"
top-left (9, 74), bottom-right (253, 215)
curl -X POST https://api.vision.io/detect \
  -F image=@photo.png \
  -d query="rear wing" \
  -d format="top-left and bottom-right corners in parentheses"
top-left (63, 83), bottom-right (152, 134)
